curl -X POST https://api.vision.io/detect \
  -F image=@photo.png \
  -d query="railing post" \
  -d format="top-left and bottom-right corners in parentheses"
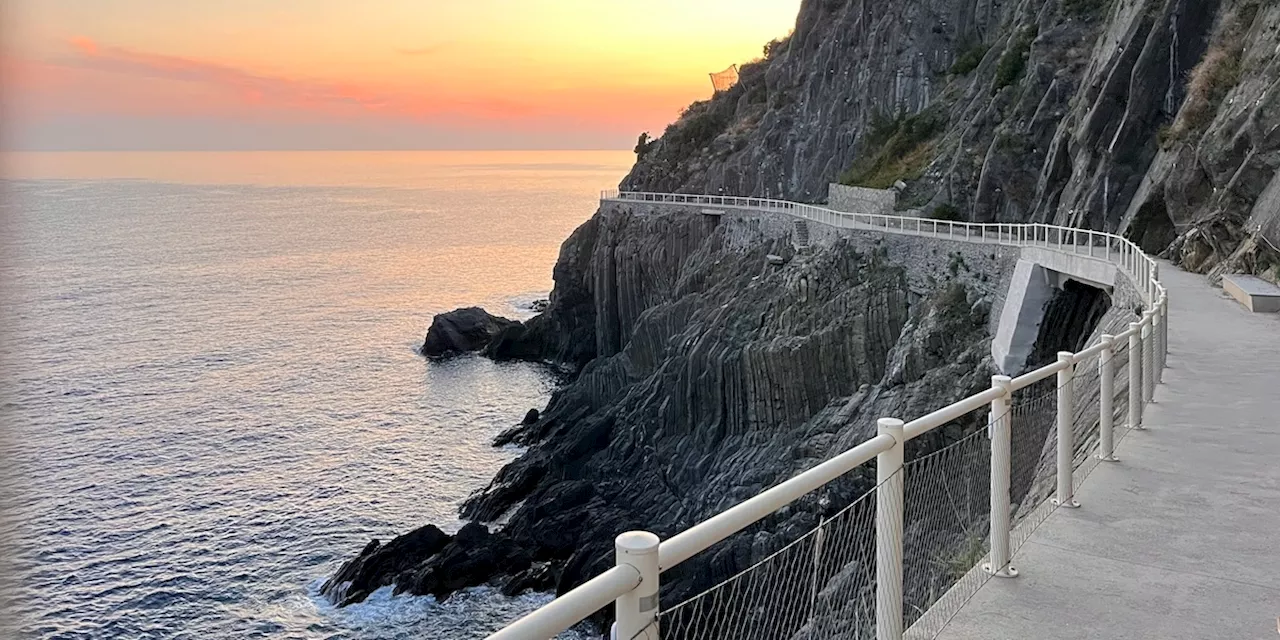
top-left (984, 375), bottom-right (1018, 578)
top-left (1151, 263), bottom-right (1160, 305)
top-left (1053, 352), bottom-right (1080, 508)
top-left (1129, 321), bottom-right (1143, 430)
top-left (1160, 294), bottom-right (1170, 372)
top-left (1142, 313), bottom-right (1155, 404)
top-left (1098, 335), bottom-right (1117, 461)
top-left (614, 531), bottom-right (660, 640)
top-left (875, 417), bottom-right (905, 640)
top-left (1153, 303), bottom-right (1165, 385)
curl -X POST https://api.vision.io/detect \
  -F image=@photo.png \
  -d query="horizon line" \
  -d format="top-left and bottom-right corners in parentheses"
top-left (0, 147), bottom-right (635, 153)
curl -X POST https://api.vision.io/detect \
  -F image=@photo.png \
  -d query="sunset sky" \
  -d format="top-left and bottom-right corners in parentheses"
top-left (1, 1), bottom-right (801, 150)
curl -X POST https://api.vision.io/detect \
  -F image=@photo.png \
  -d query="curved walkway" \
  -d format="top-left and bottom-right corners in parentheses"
top-left (936, 263), bottom-right (1280, 640)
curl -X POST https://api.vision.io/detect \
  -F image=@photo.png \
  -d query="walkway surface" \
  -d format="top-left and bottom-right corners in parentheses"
top-left (937, 263), bottom-right (1280, 640)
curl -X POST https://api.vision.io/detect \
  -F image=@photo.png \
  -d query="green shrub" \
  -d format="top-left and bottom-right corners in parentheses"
top-left (764, 35), bottom-right (791, 60)
top-left (929, 203), bottom-right (965, 221)
top-left (663, 100), bottom-right (732, 151)
top-left (838, 109), bottom-right (945, 189)
top-left (949, 43), bottom-right (989, 75)
top-left (992, 25), bottom-right (1038, 94)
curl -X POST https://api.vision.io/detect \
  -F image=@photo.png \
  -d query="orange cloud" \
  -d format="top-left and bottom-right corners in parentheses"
top-left (56, 36), bottom-right (535, 123)
top-left (69, 36), bottom-right (98, 55)
top-left (394, 44), bottom-right (449, 56)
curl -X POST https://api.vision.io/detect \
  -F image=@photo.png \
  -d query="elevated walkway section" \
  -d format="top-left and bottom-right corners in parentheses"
top-left (936, 264), bottom-right (1280, 640)
top-left (991, 249), bottom-right (1119, 374)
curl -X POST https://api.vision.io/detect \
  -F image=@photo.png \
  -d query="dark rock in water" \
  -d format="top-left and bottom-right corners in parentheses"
top-left (530, 298), bottom-right (550, 313)
top-left (421, 307), bottom-right (520, 359)
top-left (501, 561), bottom-right (559, 596)
top-left (392, 523), bottom-right (531, 600)
top-left (319, 524), bottom-right (450, 606)
top-left (522, 408), bottom-right (540, 425)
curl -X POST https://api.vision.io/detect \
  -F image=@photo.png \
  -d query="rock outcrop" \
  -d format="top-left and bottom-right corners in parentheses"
top-left (420, 307), bottom-right (520, 359)
top-left (622, 0), bottom-right (1279, 282)
top-left (329, 202), bottom-right (1031, 621)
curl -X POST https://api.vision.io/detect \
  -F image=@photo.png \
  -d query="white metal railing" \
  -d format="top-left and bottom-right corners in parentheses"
top-left (487, 191), bottom-right (1169, 640)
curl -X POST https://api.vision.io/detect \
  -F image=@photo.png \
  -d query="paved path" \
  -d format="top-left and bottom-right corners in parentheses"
top-left (936, 263), bottom-right (1280, 640)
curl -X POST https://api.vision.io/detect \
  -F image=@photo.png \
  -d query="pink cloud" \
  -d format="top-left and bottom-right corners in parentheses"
top-left (53, 36), bottom-right (535, 123)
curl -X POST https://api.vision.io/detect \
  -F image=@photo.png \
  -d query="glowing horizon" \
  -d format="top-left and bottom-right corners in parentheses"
top-left (1, 0), bottom-right (801, 151)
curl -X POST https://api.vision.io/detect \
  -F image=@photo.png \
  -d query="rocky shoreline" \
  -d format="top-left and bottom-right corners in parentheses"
top-left (321, 202), bottom-right (1091, 624)
top-left (324, 0), bottom-right (1280, 630)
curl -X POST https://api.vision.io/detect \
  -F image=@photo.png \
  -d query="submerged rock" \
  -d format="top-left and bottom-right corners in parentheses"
top-left (421, 307), bottom-right (520, 359)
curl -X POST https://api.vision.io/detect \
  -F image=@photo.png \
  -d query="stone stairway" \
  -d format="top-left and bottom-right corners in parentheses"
top-left (794, 219), bottom-right (811, 252)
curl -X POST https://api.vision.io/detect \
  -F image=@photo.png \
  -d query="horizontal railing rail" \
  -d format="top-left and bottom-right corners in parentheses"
top-left (486, 190), bottom-right (1169, 640)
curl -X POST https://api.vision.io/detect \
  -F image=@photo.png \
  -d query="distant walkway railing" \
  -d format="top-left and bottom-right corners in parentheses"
top-left (486, 191), bottom-right (1168, 640)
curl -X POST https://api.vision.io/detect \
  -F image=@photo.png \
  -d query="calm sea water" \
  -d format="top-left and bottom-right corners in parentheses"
top-left (0, 151), bottom-right (633, 639)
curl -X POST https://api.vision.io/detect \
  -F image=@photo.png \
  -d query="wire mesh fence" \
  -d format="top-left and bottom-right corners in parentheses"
top-left (658, 478), bottom-right (882, 640)
top-left (653, 336), bottom-right (1151, 640)
top-left (901, 426), bottom-right (993, 638)
top-left (1112, 342), bottom-right (1133, 444)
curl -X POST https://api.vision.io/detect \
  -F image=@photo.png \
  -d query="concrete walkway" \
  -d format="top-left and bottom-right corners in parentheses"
top-left (936, 264), bottom-right (1280, 640)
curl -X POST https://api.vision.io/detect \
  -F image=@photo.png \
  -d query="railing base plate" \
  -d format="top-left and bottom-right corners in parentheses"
top-left (982, 563), bottom-right (1019, 578)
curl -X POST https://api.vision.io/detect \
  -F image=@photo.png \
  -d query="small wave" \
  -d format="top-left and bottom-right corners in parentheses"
top-left (307, 579), bottom-right (598, 640)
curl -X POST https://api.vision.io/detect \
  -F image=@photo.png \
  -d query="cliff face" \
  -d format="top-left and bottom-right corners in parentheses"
top-left (463, 205), bottom-right (1020, 609)
top-left (326, 0), bottom-right (1280, 629)
top-left (623, 0), bottom-right (1279, 281)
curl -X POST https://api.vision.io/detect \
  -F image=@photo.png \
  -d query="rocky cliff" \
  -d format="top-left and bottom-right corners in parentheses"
top-left (323, 0), bottom-right (1276, 632)
top-left (624, 0), bottom-right (1279, 282)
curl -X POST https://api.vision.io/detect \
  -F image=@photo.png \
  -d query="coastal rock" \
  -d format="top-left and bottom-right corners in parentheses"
top-left (421, 307), bottom-right (520, 359)
top-left (500, 561), bottom-right (559, 596)
top-left (392, 523), bottom-right (531, 600)
top-left (318, 524), bottom-right (450, 606)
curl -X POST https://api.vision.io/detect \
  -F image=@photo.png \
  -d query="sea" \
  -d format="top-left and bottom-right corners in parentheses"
top-left (0, 150), bottom-right (635, 639)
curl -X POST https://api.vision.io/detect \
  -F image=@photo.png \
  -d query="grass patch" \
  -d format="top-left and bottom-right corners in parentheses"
top-left (992, 25), bottom-right (1038, 94)
top-left (949, 42), bottom-right (989, 75)
top-left (839, 109), bottom-right (945, 189)
top-left (1161, 47), bottom-right (1242, 145)
top-left (941, 534), bottom-right (987, 581)
top-left (1162, 3), bottom-right (1256, 147)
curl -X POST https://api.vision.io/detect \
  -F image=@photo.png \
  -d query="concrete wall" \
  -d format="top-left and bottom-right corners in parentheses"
top-left (991, 261), bottom-right (1058, 374)
top-left (1020, 247), bottom-right (1116, 289)
top-left (606, 201), bottom-right (1149, 374)
top-left (827, 183), bottom-right (896, 215)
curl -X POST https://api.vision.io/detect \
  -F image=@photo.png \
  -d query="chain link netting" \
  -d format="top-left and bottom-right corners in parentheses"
top-left (648, 340), bottom-right (1152, 640)
top-left (1111, 343), bottom-right (1132, 445)
top-left (1152, 330), bottom-right (1162, 399)
top-left (658, 477), bottom-right (883, 640)
top-left (901, 425), bottom-right (995, 639)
